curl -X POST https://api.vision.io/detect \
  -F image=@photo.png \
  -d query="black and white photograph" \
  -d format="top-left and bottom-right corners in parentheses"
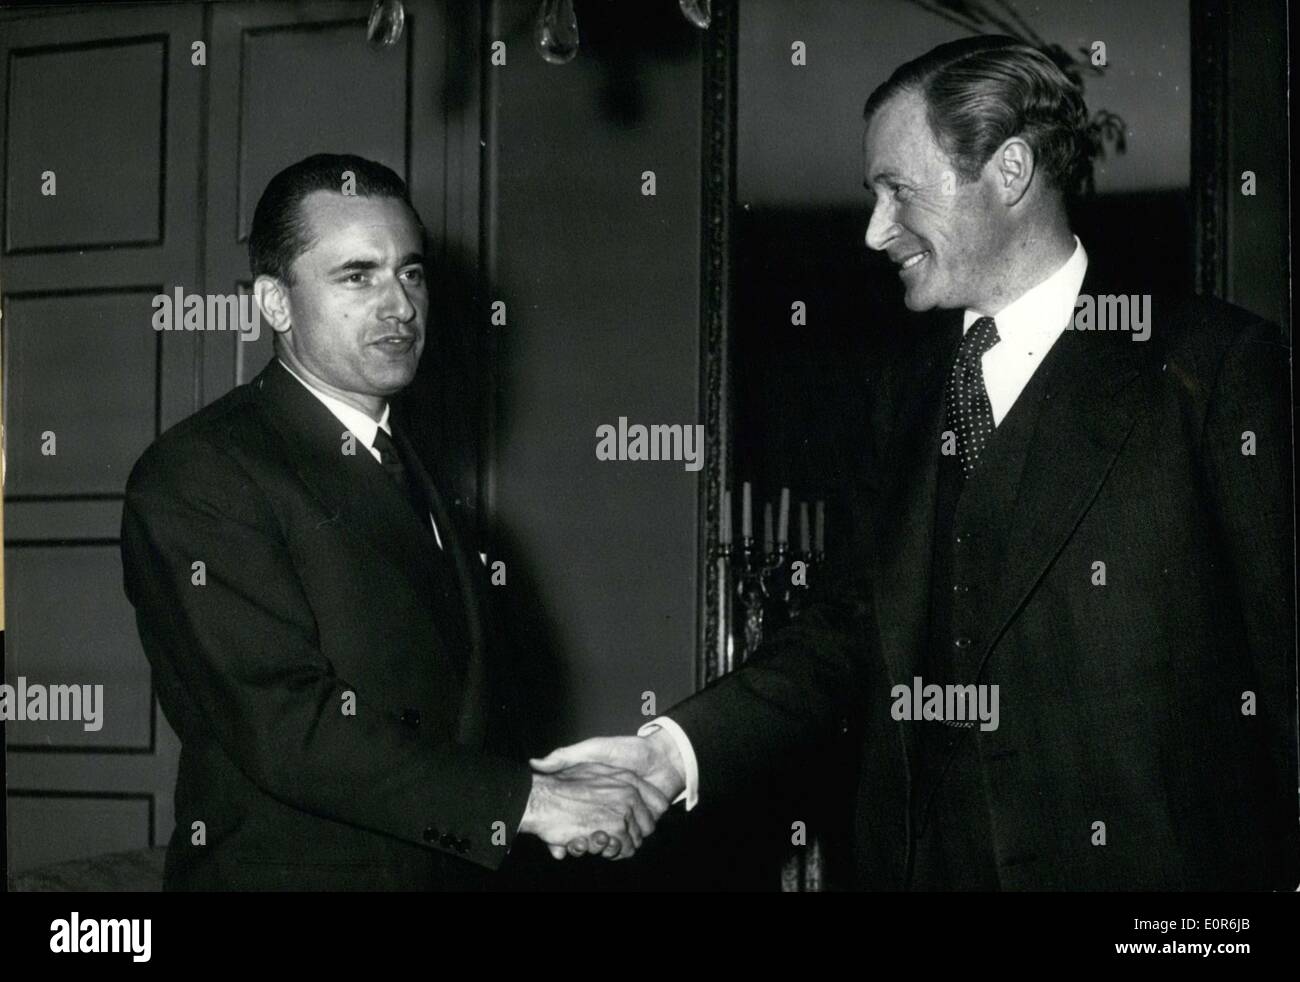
top-left (0, 0), bottom-right (1294, 964)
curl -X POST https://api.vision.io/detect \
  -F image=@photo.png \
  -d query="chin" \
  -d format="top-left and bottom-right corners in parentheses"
top-left (902, 290), bottom-right (937, 312)
top-left (369, 365), bottom-right (418, 394)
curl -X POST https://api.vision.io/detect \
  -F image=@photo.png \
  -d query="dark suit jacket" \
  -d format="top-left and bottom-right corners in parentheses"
top-left (671, 270), bottom-right (1298, 890)
top-left (121, 358), bottom-right (532, 890)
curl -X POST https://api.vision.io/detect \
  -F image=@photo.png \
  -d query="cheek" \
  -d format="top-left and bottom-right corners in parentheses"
top-left (935, 209), bottom-right (980, 262)
top-left (305, 308), bottom-right (362, 356)
top-left (322, 296), bottom-right (365, 335)
top-left (297, 291), bottom-right (333, 330)
top-left (901, 198), bottom-right (947, 243)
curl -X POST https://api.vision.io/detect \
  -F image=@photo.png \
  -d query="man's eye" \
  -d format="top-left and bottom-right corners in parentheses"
top-left (344, 272), bottom-right (368, 285)
top-left (401, 268), bottom-right (425, 285)
top-left (893, 184), bottom-right (912, 201)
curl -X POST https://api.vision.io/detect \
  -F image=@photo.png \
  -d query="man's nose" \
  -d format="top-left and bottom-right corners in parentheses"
top-left (378, 276), bottom-right (417, 322)
top-left (864, 198), bottom-right (898, 252)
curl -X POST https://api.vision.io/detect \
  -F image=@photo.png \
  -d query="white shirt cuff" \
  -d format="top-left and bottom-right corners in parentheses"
top-left (638, 716), bottom-right (699, 811)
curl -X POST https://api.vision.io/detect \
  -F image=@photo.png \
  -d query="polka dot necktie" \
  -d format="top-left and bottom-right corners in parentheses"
top-left (944, 315), bottom-right (1001, 478)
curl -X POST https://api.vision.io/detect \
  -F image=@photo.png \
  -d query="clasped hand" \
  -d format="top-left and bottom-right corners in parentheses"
top-left (519, 733), bottom-right (686, 860)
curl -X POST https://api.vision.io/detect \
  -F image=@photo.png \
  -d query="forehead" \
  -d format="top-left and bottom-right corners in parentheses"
top-left (296, 190), bottom-right (421, 254)
top-left (862, 89), bottom-right (943, 181)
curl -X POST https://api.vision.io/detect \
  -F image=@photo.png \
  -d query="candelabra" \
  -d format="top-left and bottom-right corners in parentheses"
top-left (717, 485), bottom-right (825, 670)
top-left (729, 538), bottom-right (828, 658)
top-left (735, 537), bottom-right (784, 657)
top-left (715, 484), bottom-right (829, 890)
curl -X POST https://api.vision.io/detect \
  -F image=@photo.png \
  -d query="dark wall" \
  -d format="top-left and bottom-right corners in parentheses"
top-left (1224, 0), bottom-right (1289, 329)
top-left (485, 1), bottom-right (703, 750)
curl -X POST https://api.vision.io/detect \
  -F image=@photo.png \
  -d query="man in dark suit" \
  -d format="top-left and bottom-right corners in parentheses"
top-left (121, 154), bottom-right (667, 890)
top-left (534, 37), bottom-right (1298, 890)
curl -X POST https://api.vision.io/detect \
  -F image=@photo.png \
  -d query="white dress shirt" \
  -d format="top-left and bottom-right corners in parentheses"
top-left (277, 358), bottom-right (443, 549)
top-left (965, 235), bottom-right (1088, 425)
top-left (652, 237), bottom-right (1089, 810)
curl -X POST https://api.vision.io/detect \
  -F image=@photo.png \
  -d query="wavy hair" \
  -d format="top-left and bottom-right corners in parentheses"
top-left (864, 35), bottom-right (1093, 196)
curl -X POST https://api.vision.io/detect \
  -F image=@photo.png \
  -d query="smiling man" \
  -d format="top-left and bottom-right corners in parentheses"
top-left (121, 154), bottom-right (667, 890)
top-left (537, 36), bottom-right (1297, 890)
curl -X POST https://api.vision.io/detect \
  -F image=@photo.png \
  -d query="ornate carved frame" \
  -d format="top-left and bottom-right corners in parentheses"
top-left (695, 0), bottom-right (737, 689)
top-left (1190, 0), bottom-right (1229, 299)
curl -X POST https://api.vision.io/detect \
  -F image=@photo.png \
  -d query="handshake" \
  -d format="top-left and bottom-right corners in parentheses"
top-left (517, 729), bottom-right (688, 860)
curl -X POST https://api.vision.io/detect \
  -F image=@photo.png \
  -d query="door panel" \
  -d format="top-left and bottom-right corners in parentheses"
top-left (1, 3), bottom-right (203, 875)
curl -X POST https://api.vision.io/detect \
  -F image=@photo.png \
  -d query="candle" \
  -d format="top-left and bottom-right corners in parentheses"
top-left (720, 489), bottom-right (732, 545)
top-left (742, 481), bottom-right (752, 540)
top-left (799, 501), bottom-right (810, 554)
top-left (777, 487), bottom-right (790, 545)
top-left (815, 500), bottom-right (825, 554)
top-left (763, 502), bottom-right (773, 553)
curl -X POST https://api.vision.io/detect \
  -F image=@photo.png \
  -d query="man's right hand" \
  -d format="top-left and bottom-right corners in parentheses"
top-left (518, 762), bottom-right (671, 860)
top-left (529, 732), bottom-right (688, 859)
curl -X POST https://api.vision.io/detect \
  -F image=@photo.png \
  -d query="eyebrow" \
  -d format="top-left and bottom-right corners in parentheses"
top-left (326, 253), bottom-right (425, 276)
top-left (866, 170), bottom-right (903, 188)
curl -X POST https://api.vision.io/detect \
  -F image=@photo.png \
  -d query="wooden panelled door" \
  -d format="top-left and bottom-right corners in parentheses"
top-left (2, 0), bottom-right (471, 878)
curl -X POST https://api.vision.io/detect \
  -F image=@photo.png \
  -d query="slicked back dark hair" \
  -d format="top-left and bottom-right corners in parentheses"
top-left (248, 153), bottom-right (421, 283)
top-left (863, 35), bottom-right (1091, 195)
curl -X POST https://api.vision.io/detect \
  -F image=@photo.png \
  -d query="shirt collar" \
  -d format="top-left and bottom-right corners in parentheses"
top-left (276, 358), bottom-right (391, 447)
top-left (962, 235), bottom-right (1088, 343)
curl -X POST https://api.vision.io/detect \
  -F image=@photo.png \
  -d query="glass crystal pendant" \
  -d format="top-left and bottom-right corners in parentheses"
top-left (534, 0), bottom-right (579, 65)
top-left (679, 0), bottom-right (712, 29)
top-left (366, 0), bottom-right (405, 49)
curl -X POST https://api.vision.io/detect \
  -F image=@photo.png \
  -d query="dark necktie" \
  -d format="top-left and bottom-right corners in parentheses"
top-left (370, 424), bottom-right (430, 524)
top-left (944, 315), bottom-right (1001, 478)
top-left (371, 424), bottom-right (468, 673)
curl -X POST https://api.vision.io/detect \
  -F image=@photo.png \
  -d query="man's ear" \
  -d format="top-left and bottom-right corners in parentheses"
top-left (991, 136), bottom-right (1035, 207)
top-left (253, 274), bottom-right (292, 335)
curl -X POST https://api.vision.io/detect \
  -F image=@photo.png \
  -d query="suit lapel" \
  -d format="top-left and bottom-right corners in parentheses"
top-left (390, 421), bottom-right (492, 742)
top-left (872, 315), bottom-right (961, 687)
top-left (251, 360), bottom-right (443, 607)
top-left (969, 267), bottom-right (1155, 684)
top-left (392, 420), bottom-right (482, 644)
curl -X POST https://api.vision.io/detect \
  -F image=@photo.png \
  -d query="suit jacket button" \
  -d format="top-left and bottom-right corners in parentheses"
top-left (400, 708), bottom-right (422, 727)
top-left (455, 839), bottom-right (470, 853)
top-left (423, 826), bottom-right (440, 843)
top-left (954, 636), bottom-right (972, 651)
top-left (439, 833), bottom-right (455, 847)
